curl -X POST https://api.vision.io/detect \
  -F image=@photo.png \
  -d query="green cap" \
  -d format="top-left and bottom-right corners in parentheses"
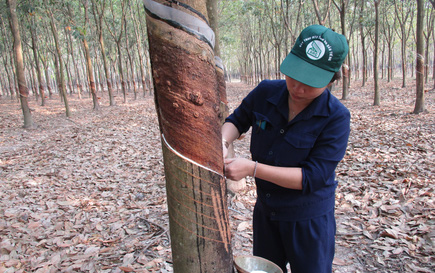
top-left (280, 25), bottom-right (349, 88)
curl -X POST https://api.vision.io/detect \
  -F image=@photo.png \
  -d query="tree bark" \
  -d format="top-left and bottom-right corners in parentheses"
top-left (333, 0), bottom-right (350, 99)
top-left (7, 0), bottom-right (35, 128)
top-left (106, 0), bottom-right (127, 103)
top-left (66, 29), bottom-right (83, 99)
top-left (123, 16), bottom-right (137, 100)
top-left (83, 38), bottom-right (100, 110)
top-left (312, 0), bottom-right (331, 25)
top-left (1, 47), bottom-right (15, 99)
top-left (359, 0), bottom-right (367, 86)
top-left (423, 8), bottom-right (433, 84)
top-left (394, 1), bottom-right (414, 88)
top-left (91, 0), bottom-right (114, 105)
top-left (206, 0), bottom-right (221, 56)
top-left (373, 0), bottom-right (381, 106)
top-left (0, 13), bottom-right (16, 100)
top-left (433, 28), bottom-right (435, 89)
top-left (64, 26), bottom-right (77, 95)
top-left (144, 0), bottom-right (233, 272)
top-left (28, 5), bottom-right (46, 106)
top-left (45, 0), bottom-right (70, 117)
top-left (414, 0), bottom-right (425, 113)
top-left (381, 8), bottom-right (395, 83)
top-left (0, 75), bottom-right (5, 97)
top-left (52, 49), bottom-right (61, 96)
top-left (129, 0), bottom-right (148, 97)
top-left (81, 0), bottom-right (100, 110)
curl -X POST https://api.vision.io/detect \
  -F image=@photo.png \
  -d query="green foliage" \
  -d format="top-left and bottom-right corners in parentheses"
top-left (72, 26), bottom-right (85, 41)
top-left (0, 0), bottom-right (432, 89)
top-left (216, 0), bottom-right (432, 80)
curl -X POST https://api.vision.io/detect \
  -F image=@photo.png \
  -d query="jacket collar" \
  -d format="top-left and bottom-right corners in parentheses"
top-left (267, 84), bottom-right (330, 122)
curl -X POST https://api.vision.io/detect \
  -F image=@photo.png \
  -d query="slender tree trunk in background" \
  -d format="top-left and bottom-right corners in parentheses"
top-left (129, 1), bottom-right (147, 97)
top-left (208, 0), bottom-right (245, 192)
top-left (30, 65), bottom-right (38, 100)
top-left (0, 75), bottom-right (7, 97)
top-left (433, 33), bottom-right (435, 89)
top-left (124, 17), bottom-right (137, 101)
top-left (116, 42), bottom-right (127, 103)
top-left (312, 0), bottom-right (331, 25)
top-left (83, 38), bottom-right (100, 110)
top-left (52, 52), bottom-right (61, 96)
top-left (373, 0), bottom-right (381, 106)
top-left (2, 54), bottom-right (14, 99)
top-left (82, 0), bottom-right (100, 110)
top-left (40, 57), bottom-right (53, 98)
top-left (29, 10), bottom-right (46, 106)
top-left (45, 66), bottom-right (53, 98)
top-left (93, 48), bottom-right (100, 94)
top-left (7, 0), bottom-right (34, 128)
top-left (124, 58), bottom-right (131, 94)
top-left (0, 76), bottom-right (4, 96)
top-left (387, 38), bottom-right (393, 82)
top-left (135, 0), bottom-right (154, 95)
top-left (64, 27), bottom-right (77, 95)
top-left (0, 14), bottom-right (16, 100)
top-left (106, 0), bottom-right (127, 103)
top-left (78, 45), bottom-right (90, 97)
top-left (424, 8), bottom-right (434, 84)
top-left (96, 53), bottom-right (105, 93)
top-left (333, 0), bottom-right (350, 99)
top-left (207, 0), bottom-right (220, 56)
top-left (67, 31), bottom-right (82, 99)
top-left (65, 61), bottom-right (73, 95)
top-left (381, 39), bottom-right (385, 79)
top-left (45, 0), bottom-right (70, 117)
top-left (394, 1), bottom-right (413, 88)
top-left (414, 0), bottom-right (425, 113)
top-left (400, 29), bottom-right (407, 88)
top-left (359, 0), bottom-right (367, 87)
top-left (144, 0), bottom-right (233, 272)
top-left (10, 47), bottom-right (19, 101)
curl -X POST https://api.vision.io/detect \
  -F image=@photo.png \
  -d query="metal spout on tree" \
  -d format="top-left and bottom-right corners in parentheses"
top-left (143, 0), bottom-right (233, 272)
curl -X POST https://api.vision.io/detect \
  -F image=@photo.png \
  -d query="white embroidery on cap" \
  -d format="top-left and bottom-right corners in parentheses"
top-left (306, 40), bottom-right (325, 60)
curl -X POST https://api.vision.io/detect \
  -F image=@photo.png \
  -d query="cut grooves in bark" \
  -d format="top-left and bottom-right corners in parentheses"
top-left (145, 0), bottom-right (233, 271)
top-left (147, 16), bottom-right (223, 172)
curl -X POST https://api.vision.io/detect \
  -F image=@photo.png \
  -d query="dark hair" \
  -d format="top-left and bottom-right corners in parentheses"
top-left (330, 70), bottom-right (342, 83)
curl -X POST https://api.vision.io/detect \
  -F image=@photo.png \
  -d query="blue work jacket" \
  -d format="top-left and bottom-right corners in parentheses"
top-left (226, 80), bottom-right (351, 221)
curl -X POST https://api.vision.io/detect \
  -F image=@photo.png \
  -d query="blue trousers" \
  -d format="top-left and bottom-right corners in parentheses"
top-left (253, 202), bottom-right (336, 273)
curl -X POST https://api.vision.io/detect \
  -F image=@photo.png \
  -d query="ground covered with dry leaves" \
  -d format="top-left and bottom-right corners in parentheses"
top-left (0, 79), bottom-right (434, 273)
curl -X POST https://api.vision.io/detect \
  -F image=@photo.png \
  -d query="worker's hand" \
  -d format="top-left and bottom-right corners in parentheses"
top-left (224, 158), bottom-right (256, 181)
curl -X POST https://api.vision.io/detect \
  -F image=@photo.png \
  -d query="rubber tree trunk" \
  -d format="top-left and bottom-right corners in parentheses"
top-left (45, 0), bottom-right (70, 117)
top-left (144, 0), bottom-right (233, 272)
top-left (338, 2), bottom-right (350, 100)
top-left (29, 11), bottom-right (46, 106)
top-left (83, 38), bottom-right (100, 110)
top-left (8, 0), bottom-right (34, 128)
top-left (128, 0), bottom-right (148, 97)
top-left (90, 0), bottom-right (114, 106)
top-left (414, 0), bottom-right (425, 113)
top-left (373, 0), bottom-right (381, 106)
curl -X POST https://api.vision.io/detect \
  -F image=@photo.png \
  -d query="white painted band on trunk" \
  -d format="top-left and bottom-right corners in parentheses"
top-left (143, 0), bottom-right (215, 48)
top-left (215, 56), bottom-right (224, 70)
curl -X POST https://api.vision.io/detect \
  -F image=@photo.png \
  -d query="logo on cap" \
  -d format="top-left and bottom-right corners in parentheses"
top-left (306, 40), bottom-right (325, 60)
